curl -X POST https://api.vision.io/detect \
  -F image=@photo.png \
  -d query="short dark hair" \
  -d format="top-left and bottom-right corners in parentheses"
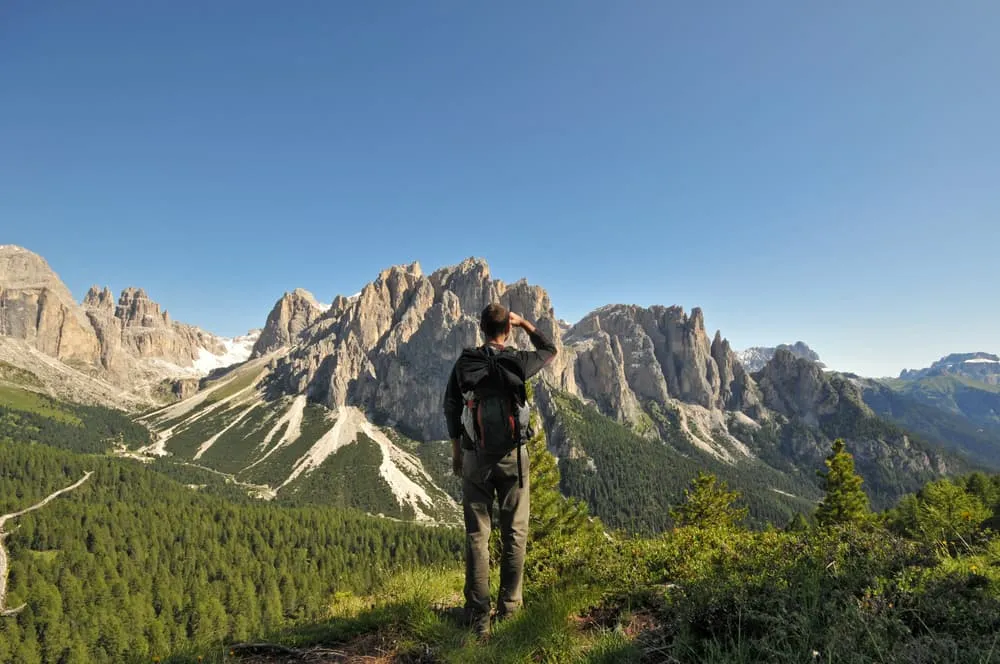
top-left (480, 304), bottom-right (510, 340)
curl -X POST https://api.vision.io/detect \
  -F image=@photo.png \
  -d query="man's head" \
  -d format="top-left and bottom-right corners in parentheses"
top-left (480, 303), bottom-right (510, 342)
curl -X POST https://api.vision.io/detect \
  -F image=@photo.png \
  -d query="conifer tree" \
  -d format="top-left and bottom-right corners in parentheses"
top-left (815, 438), bottom-right (869, 527)
top-left (914, 479), bottom-right (991, 546)
top-left (522, 384), bottom-right (605, 589)
top-left (786, 512), bottom-right (810, 532)
top-left (669, 472), bottom-right (748, 529)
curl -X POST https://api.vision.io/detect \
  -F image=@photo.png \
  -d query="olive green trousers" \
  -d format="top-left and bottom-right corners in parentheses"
top-left (461, 445), bottom-right (530, 619)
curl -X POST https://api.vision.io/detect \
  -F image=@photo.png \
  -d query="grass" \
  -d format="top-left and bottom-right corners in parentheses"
top-left (154, 365), bottom-right (264, 431)
top-left (203, 365), bottom-right (264, 403)
top-left (161, 402), bottom-right (252, 460)
top-left (158, 567), bottom-right (639, 664)
top-left (0, 384), bottom-right (82, 425)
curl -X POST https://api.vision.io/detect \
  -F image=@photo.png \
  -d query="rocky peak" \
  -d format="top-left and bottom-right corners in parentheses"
top-left (0, 246), bottom-right (74, 297)
top-left (755, 349), bottom-right (838, 425)
top-left (429, 258), bottom-right (501, 314)
top-left (83, 285), bottom-right (115, 310)
top-left (251, 288), bottom-right (326, 357)
top-left (565, 304), bottom-right (760, 421)
top-left (115, 287), bottom-right (171, 328)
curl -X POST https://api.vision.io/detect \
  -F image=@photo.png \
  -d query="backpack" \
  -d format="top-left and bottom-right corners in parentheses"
top-left (459, 347), bottom-right (533, 483)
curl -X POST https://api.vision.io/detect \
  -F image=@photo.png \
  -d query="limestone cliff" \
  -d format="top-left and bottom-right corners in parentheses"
top-left (564, 304), bottom-right (761, 424)
top-left (0, 245), bottom-right (101, 364)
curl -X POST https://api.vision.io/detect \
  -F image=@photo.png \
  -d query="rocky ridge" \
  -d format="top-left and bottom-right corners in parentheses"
top-left (251, 288), bottom-right (327, 357)
top-left (900, 352), bottom-right (1000, 385)
top-left (0, 245), bottom-right (256, 403)
top-left (260, 258), bottom-right (576, 441)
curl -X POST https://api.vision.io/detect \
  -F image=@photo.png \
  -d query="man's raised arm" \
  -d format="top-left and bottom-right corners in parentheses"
top-left (509, 312), bottom-right (557, 379)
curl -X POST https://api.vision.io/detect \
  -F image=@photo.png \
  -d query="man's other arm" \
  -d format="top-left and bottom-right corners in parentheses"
top-left (442, 363), bottom-right (464, 475)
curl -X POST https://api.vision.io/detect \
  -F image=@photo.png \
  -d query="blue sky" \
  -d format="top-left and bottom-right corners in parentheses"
top-left (2, 1), bottom-right (997, 377)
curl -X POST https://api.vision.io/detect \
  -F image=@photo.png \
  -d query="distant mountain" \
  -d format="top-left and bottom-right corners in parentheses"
top-left (880, 374), bottom-right (1000, 433)
top-left (737, 342), bottom-right (824, 373)
top-left (861, 376), bottom-right (1000, 468)
top-left (900, 352), bottom-right (1000, 385)
top-left (0, 245), bottom-right (257, 405)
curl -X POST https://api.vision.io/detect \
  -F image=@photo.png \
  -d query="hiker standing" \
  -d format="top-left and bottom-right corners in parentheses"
top-left (442, 304), bottom-right (558, 638)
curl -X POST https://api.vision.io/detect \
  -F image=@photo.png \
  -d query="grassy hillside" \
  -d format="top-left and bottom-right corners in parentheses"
top-left (136, 367), bottom-right (461, 522)
top-left (548, 390), bottom-right (820, 533)
top-left (0, 384), bottom-right (152, 453)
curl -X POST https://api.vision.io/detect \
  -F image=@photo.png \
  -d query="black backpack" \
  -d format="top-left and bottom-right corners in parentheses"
top-left (459, 346), bottom-right (533, 485)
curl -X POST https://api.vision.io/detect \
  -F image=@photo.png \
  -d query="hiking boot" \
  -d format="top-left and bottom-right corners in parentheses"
top-left (466, 610), bottom-right (491, 640)
top-left (495, 608), bottom-right (519, 624)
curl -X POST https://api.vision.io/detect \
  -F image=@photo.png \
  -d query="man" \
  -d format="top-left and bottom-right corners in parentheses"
top-left (442, 304), bottom-right (558, 638)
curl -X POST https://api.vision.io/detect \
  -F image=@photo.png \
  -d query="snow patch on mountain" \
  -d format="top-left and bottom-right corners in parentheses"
top-left (192, 330), bottom-right (260, 374)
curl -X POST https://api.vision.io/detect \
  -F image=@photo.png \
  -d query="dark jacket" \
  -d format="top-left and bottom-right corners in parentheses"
top-left (443, 329), bottom-right (557, 442)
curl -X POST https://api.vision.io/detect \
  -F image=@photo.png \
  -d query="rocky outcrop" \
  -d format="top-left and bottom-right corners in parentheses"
top-left (83, 286), bottom-right (124, 370)
top-left (755, 349), bottom-right (839, 426)
top-left (534, 381), bottom-right (591, 463)
top-left (168, 377), bottom-right (201, 401)
top-left (0, 246), bottom-right (101, 364)
top-left (263, 258), bottom-right (571, 441)
top-left (564, 304), bottom-right (760, 424)
top-left (737, 342), bottom-right (824, 373)
top-left (251, 289), bottom-right (326, 357)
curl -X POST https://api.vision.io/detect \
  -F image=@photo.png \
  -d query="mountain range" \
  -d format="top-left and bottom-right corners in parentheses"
top-left (900, 352), bottom-right (1000, 385)
top-left (1, 244), bottom-right (997, 528)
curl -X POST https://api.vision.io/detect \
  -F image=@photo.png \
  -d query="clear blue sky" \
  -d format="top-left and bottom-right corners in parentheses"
top-left (2, 2), bottom-right (997, 377)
